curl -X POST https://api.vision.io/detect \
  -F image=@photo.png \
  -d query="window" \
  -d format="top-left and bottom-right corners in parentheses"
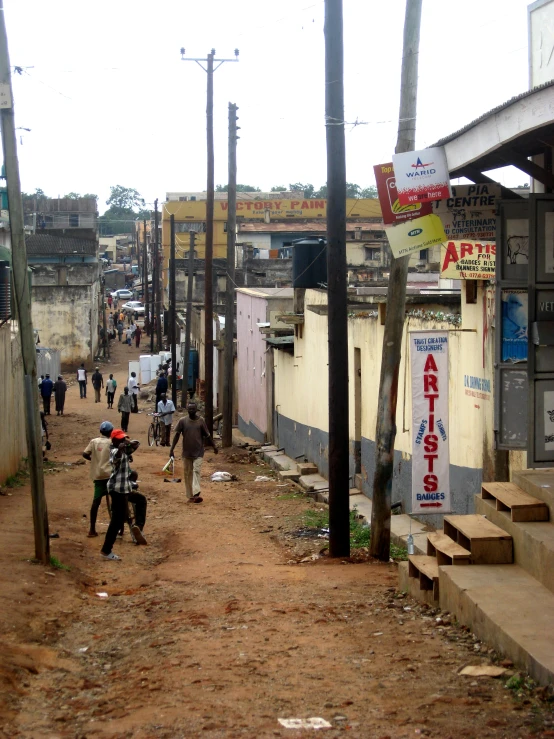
top-left (174, 222), bottom-right (206, 233)
top-left (364, 246), bottom-right (380, 261)
top-left (419, 249), bottom-right (429, 261)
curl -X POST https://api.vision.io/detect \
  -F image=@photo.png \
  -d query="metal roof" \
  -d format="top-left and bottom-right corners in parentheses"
top-left (26, 234), bottom-right (98, 256)
top-left (264, 336), bottom-right (295, 348)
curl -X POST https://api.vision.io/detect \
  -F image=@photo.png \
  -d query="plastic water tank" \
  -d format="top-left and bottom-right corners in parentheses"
top-left (292, 238), bottom-right (327, 289)
top-left (0, 261), bottom-right (10, 321)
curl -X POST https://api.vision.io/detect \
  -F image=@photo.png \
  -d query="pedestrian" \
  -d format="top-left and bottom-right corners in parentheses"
top-left (100, 430), bottom-right (147, 560)
top-left (106, 373), bottom-right (117, 409)
top-left (83, 421), bottom-right (114, 538)
top-left (77, 363), bottom-right (87, 398)
top-left (117, 387), bottom-right (133, 432)
top-left (41, 411), bottom-right (50, 460)
top-left (128, 371), bottom-right (139, 413)
top-left (91, 366), bottom-right (104, 403)
top-left (117, 320), bottom-right (124, 342)
top-left (169, 401), bottom-right (218, 504)
top-left (134, 323), bottom-right (142, 348)
top-left (38, 374), bottom-right (44, 390)
top-left (107, 295), bottom-right (113, 310)
top-left (155, 371), bottom-right (168, 410)
top-left (40, 373), bottom-right (54, 415)
top-left (53, 375), bottom-right (67, 416)
top-left (108, 313), bottom-right (114, 332)
top-left (126, 326), bottom-right (133, 346)
top-left (157, 393), bottom-right (175, 447)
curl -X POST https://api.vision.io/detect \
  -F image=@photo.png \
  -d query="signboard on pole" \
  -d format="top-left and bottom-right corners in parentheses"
top-left (393, 147), bottom-right (451, 206)
top-left (440, 240), bottom-right (496, 280)
top-left (432, 184), bottom-right (499, 241)
top-left (385, 213), bottom-right (446, 259)
top-left (373, 162), bottom-right (432, 225)
top-left (411, 331), bottom-right (450, 514)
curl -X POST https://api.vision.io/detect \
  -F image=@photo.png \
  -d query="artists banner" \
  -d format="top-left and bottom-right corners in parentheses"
top-left (440, 240), bottom-right (496, 280)
top-left (411, 331), bottom-right (451, 514)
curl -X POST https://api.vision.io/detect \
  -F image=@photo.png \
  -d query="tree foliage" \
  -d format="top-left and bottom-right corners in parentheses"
top-left (63, 192), bottom-right (98, 200)
top-left (215, 184), bottom-right (261, 193)
top-left (99, 185), bottom-right (147, 236)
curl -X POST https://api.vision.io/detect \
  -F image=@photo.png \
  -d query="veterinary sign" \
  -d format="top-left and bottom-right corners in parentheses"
top-left (440, 240), bottom-right (496, 280)
top-left (386, 214), bottom-right (446, 258)
top-left (411, 331), bottom-right (451, 514)
top-left (373, 162), bottom-right (432, 225)
top-left (393, 147), bottom-right (451, 206)
top-left (432, 184), bottom-right (499, 241)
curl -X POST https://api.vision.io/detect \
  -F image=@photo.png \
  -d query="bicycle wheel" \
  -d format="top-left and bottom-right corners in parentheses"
top-left (154, 421), bottom-right (161, 446)
top-left (147, 422), bottom-right (155, 447)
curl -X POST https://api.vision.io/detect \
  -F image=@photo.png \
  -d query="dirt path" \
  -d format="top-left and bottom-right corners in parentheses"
top-left (0, 330), bottom-right (553, 738)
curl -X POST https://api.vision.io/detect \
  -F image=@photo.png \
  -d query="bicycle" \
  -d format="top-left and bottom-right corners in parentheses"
top-left (147, 412), bottom-right (162, 447)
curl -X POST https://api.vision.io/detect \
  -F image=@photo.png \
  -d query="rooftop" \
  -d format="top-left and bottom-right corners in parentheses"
top-left (236, 287), bottom-right (294, 299)
top-left (26, 234), bottom-right (98, 256)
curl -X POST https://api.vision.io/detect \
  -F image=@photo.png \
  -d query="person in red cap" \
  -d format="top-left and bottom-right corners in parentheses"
top-left (100, 429), bottom-right (147, 560)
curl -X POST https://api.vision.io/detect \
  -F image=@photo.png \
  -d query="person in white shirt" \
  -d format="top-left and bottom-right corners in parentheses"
top-left (157, 393), bottom-right (175, 446)
top-left (77, 363), bottom-right (87, 399)
top-left (128, 371), bottom-right (139, 413)
top-left (126, 326), bottom-right (133, 347)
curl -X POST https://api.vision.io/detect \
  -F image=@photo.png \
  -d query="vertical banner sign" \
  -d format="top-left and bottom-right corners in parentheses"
top-left (410, 331), bottom-right (451, 514)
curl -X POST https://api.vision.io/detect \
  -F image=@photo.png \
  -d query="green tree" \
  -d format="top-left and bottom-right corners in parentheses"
top-left (270, 185), bottom-right (287, 192)
top-left (360, 185), bottom-right (378, 198)
top-left (99, 185), bottom-right (147, 236)
top-left (106, 185), bottom-right (145, 210)
top-left (63, 192), bottom-right (98, 200)
top-left (215, 184), bottom-right (261, 193)
top-left (289, 182), bottom-right (315, 198)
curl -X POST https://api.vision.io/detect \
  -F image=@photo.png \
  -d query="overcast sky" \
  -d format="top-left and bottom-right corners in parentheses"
top-left (4, 0), bottom-right (532, 213)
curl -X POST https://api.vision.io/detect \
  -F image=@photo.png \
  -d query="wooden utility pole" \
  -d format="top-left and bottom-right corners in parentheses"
top-left (169, 215), bottom-right (177, 408)
top-left (222, 102), bottom-right (238, 447)
top-left (155, 200), bottom-right (162, 352)
top-left (0, 0), bottom-right (49, 563)
top-left (151, 202), bottom-right (157, 354)
top-left (325, 0), bottom-right (349, 558)
top-left (136, 228), bottom-right (140, 274)
top-left (143, 218), bottom-right (149, 336)
top-left (181, 231), bottom-right (195, 408)
top-left (370, 0), bottom-right (423, 561)
top-left (180, 47), bottom-right (239, 434)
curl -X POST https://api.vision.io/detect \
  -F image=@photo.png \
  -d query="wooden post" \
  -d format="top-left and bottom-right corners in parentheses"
top-left (222, 102), bottom-right (238, 447)
top-left (0, 0), bottom-right (49, 563)
top-left (204, 50), bottom-right (215, 436)
top-left (170, 215), bottom-right (177, 408)
top-left (325, 0), bottom-right (350, 557)
top-left (143, 218), bottom-right (149, 335)
top-left (181, 231), bottom-right (195, 408)
top-left (370, 0), bottom-right (423, 561)
top-left (155, 200), bottom-right (162, 352)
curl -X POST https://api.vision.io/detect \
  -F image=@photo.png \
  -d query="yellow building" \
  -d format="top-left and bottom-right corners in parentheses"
top-left (161, 198), bottom-right (383, 289)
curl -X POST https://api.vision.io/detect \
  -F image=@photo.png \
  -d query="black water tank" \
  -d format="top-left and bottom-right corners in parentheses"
top-left (292, 238), bottom-right (327, 288)
top-left (0, 261), bottom-right (10, 321)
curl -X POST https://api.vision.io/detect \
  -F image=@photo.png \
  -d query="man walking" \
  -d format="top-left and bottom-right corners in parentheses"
top-left (169, 401), bottom-right (218, 504)
top-left (128, 371), bottom-right (139, 413)
top-left (126, 326), bottom-right (133, 347)
top-left (117, 320), bottom-right (124, 342)
top-left (117, 387), bottom-right (133, 433)
top-left (83, 421), bottom-right (114, 538)
top-left (40, 374), bottom-right (54, 415)
top-left (54, 375), bottom-right (67, 416)
top-left (134, 323), bottom-right (142, 348)
top-left (77, 363), bottom-right (87, 398)
top-left (155, 371), bottom-right (168, 410)
top-left (92, 367), bottom-right (104, 403)
top-left (106, 374), bottom-right (117, 409)
top-left (157, 393), bottom-right (175, 447)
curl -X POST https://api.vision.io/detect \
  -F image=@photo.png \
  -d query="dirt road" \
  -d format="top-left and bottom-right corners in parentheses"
top-left (0, 332), bottom-right (553, 738)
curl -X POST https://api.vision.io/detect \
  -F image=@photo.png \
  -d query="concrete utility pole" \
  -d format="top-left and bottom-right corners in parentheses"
top-left (0, 0), bottom-right (50, 563)
top-left (143, 218), bottom-right (149, 336)
top-left (155, 200), bottom-right (162, 352)
top-left (180, 46), bottom-right (239, 436)
top-left (151, 201), bottom-right (158, 354)
top-left (370, 0), bottom-right (423, 562)
top-left (169, 215), bottom-right (177, 408)
top-left (325, 0), bottom-right (350, 557)
top-left (222, 102), bottom-right (238, 448)
top-left (181, 230), bottom-right (195, 409)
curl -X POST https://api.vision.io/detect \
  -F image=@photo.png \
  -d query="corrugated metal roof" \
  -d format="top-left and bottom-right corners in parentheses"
top-left (26, 234), bottom-right (98, 255)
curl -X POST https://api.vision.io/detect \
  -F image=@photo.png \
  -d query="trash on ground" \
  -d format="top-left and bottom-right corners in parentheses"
top-left (96, 592), bottom-right (109, 599)
top-left (459, 665), bottom-right (507, 678)
top-left (211, 471), bottom-right (237, 482)
top-left (78, 647), bottom-right (89, 653)
top-left (254, 475), bottom-right (273, 482)
top-left (278, 717), bottom-right (332, 730)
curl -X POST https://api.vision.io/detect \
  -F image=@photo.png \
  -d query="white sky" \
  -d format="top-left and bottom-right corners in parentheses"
top-left (4, 0), bottom-right (533, 214)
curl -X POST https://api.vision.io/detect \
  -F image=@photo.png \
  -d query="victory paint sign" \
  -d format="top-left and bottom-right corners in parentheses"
top-left (410, 331), bottom-right (451, 514)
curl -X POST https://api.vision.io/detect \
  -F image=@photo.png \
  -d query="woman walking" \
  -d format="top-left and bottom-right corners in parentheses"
top-left (54, 375), bottom-right (67, 415)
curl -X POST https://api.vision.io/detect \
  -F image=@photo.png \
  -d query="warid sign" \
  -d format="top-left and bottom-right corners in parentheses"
top-left (411, 331), bottom-right (451, 514)
top-left (440, 240), bottom-right (496, 280)
top-left (385, 213), bottom-right (446, 258)
top-left (393, 147), bottom-right (451, 206)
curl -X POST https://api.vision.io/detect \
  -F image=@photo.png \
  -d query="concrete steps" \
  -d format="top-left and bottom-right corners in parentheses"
top-left (513, 469), bottom-right (554, 520)
top-left (481, 481), bottom-right (548, 522)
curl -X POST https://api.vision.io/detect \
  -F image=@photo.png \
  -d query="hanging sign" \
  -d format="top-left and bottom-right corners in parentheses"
top-left (373, 162), bottom-right (433, 225)
top-left (411, 331), bottom-right (451, 514)
top-left (393, 147), bottom-right (451, 206)
top-left (440, 240), bottom-right (496, 280)
top-left (385, 213), bottom-right (446, 258)
top-left (432, 184), bottom-right (499, 241)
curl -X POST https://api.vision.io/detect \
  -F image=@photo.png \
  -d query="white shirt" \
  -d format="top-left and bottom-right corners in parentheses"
top-left (77, 368), bottom-right (86, 382)
top-left (157, 399), bottom-right (175, 425)
top-left (128, 376), bottom-right (139, 395)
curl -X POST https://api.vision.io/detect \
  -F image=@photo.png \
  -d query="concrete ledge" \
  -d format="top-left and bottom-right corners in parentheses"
top-left (232, 429), bottom-right (262, 449)
top-left (475, 494), bottom-right (554, 594)
top-left (269, 454), bottom-right (297, 472)
top-left (299, 474), bottom-right (328, 492)
top-left (439, 564), bottom-right (554, 686)
top-left (278, 469), bottom-right (300, 482)
top-left (513, 469), bottom-right (554, 520)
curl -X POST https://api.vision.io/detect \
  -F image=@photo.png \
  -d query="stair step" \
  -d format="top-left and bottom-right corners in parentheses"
top-left (475, 493), bottom-right (554, 594)
top-left (278, 469), bottom-right (300, 482)
top-left (443, 514), bottom-right (513, 564)
top-left (297, 462), bottom-right (318, 475)
top-left (408, 555), bottom-right (440, 599)
top-left (427, 532), bottom-right (471, 566)
top-left (298, 474), bottom-right (328, 492)
top-left (512, 469), bottom-right (554, 520)
top-left (269, 454), bottom-right (297, 472)
top-left (398, 561), bottom-right (438, 605)
top-left (481, 482), bottom-right (549, 522)
top-left (440, 564), bottom-right (554, 686)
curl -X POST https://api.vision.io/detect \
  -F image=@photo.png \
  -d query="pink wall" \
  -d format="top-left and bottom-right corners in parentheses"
top-left (237, 292), bottom-right (270, 437)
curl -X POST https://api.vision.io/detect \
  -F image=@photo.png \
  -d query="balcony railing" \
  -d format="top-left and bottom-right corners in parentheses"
top-left (24, 213), bottom-right (97, 230)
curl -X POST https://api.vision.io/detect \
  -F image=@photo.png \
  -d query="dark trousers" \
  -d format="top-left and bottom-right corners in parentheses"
top-left (121, 411), bottom-right (130, 432)
top-left (132, 394), bottom-right (138, 413)
top-left (55, 397), bottom-right (65, 413)
top-left (101, 493), bottom-right (127, 555)
top-left (128, 491), bottom-right (147, 530)
top-left (161, 423), bottom-right (171, 446)
top-left (42, 396), bottom-right (51, 414)
top-left (107, 392), bottom-right (115, 408)
top-left (79, 380), bottom-right (87, 398)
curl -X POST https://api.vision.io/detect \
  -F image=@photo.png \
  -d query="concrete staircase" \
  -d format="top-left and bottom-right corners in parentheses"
top-left (399, 470), bottom-right (554, 685)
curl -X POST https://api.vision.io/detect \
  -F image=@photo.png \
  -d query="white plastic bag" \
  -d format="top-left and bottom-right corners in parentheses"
top-left (211, 471), bottom-right (234, 482)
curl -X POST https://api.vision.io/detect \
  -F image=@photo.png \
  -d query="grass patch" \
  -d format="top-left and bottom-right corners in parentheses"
top-left (277, 492), bottom-right (304, 500)
top-left (49, 556), bottom-right (70, 571)
top-left (4, 467), bottom-right (28, 488)
top-left (390, 543), bottom-right (409, 561)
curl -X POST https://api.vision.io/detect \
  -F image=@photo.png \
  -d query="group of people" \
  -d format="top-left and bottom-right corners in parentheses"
top-left (107, 312), bottom-right (142, 348)
top-left (39, 374), bottom-right (67, 415)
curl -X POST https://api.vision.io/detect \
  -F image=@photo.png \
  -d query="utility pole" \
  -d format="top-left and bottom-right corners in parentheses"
top-left (155, 200), bottom-right (162, 352)
top-left (136, 227), bottom-right (140, 274)
top-left (222, 102), bottom-right (238, 447)
top-left (102, 275), bottom-right (109, 359)
top-left (0, 0), bottom-right (49, 563)
top-left (370, 0), bottom-right (423, 562)
top-left (169, 215), bottom-right (177, 407)
top-left (181, 230), bottom-right (195, 408)
top-left (325, 0), bottom-right (349, 558)
top-left (151, 201), bottom-right (157, 354)
top-left (143, 219), bottom-right (149, 336)
top-left (180, 47), bottom-right (239, 435)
